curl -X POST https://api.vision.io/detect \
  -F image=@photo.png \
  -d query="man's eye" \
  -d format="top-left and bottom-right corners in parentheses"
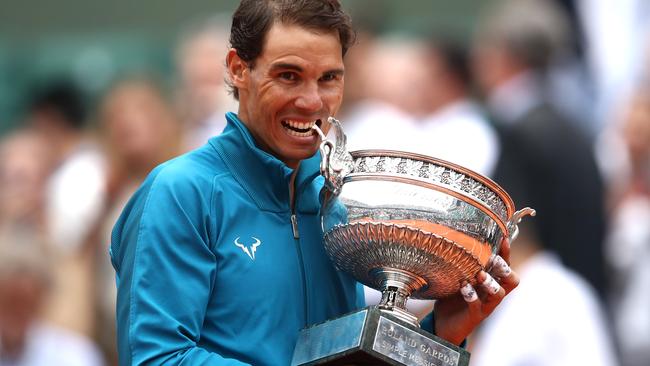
top-left (279, 72), bottom-right (297, 81)
top-left (321, 73), bottom-right (338, 82)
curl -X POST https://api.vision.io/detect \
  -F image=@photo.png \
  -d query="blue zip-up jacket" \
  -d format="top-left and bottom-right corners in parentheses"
top-left (110, 112), bottom-right (364, 365)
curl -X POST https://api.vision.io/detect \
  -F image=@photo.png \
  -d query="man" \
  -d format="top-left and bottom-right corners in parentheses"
top-left (111, 1), bottom-right (518, 365)
top-left (469, 1), bottom-right (616, 363)
top-left (472, 0), bottom-right (607, 297)
top-left (416, 38), bottom-right (499, 176)
top-left (25, 80), bottom-right (106, 339)
top-left (26, 80), bottom-right (106, 255)
top-left (0, 230), bottom-right (104, 366)
top-left (174, 15), bottom-right (238, 150)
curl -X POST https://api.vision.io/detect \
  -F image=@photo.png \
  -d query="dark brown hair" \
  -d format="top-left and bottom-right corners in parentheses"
top-left (228, 0), bottom-right (355, 99)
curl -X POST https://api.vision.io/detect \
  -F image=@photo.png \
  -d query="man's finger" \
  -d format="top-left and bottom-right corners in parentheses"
top-left (460, 282), bottom-right (483, 321)
top-left (497, 267), bottom-right (520, 294)
top-left (476, 272), bottom-right (506, 314)
top-left (488, 255), bottom-right (512, 279)
top-left (487, 256), bottom-right (519, 294)
top-left (460, 282), bottom-right (479, 303)
top-left (498, 238), bottom-right (511, 264)
top-left (480, 272), bottom-right (502, 296)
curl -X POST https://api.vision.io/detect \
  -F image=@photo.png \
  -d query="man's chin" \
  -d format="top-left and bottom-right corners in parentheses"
top-left (281, 146), bottom-right (320, 167)
top-left (294, 147), bottom-right (320, 160)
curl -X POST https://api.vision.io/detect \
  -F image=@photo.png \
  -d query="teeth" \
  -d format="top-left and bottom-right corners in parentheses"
top-left (286, 120), bottom-right (316, 129)
top-left (286, 128), bottom-right (313, 137)
top-left (282, 119), bottom-right (318, 137)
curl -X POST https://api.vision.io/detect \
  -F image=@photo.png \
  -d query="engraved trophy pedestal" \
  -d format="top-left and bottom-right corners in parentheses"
top-left (291, 119), bottom-right (535, 366)
top-left (292, 307), bottom-right (470, 366)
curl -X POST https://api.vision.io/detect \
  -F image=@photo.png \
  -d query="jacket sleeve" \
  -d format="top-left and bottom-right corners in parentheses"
top-left (112, 169), bottom-right (250, 366)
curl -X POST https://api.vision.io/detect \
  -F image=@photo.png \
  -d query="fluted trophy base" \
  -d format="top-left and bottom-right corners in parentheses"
top-left (291, 307), bottom-right (470, 366)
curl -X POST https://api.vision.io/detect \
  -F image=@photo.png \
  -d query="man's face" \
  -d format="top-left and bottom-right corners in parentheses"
top-left (232, 22), bottom-right (345, 169)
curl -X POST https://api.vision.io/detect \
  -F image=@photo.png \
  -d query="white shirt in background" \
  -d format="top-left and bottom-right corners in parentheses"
top-left (470, 252), bottom-right (618, 366)
top-left (416, 100), bottom-right (499, 177)
top-left (45, 143), bottom-right (106, 254)
top-left (0, 322), bottom-right (104, 366)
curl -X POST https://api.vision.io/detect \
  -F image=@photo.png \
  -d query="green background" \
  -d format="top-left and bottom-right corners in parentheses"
top-left (0, 0), bottom-right (489, 134)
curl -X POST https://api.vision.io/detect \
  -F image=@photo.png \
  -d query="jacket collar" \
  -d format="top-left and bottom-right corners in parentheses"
top-left (210, 112), bottom-right (322, 213)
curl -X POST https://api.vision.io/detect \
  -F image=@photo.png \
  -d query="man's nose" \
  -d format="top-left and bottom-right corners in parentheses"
top-left (295, 83), bottom-right (324, 112)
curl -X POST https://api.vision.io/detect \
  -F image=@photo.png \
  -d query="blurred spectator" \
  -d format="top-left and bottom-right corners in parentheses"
top-left (339, 36), bottom-right (437, 318)
top-left (25, 79), bottom-right (107, 254)
top-left (416, 38), bottom-right (499, 176)
top-left (472, 0), bottom-right (608, 299)
top-left (100, 77), bottom-right (182, 193)
top-left (24, 79), bottom-right (107, 337)
top-left (338, 30), bottom-right (376, 117)
top-left (342, 35), bottom-right (500, 318)
top-left (577, 0), bottom-right (650, 133)
top-left (597, 89), bottom-right (650, 366)
top-left (469, 227), bottom-right (618, 366)
top-left (87, 77), bottom-right (183, 365)
top-left (0, 130), bottom-right (53, 237)
top-left (175, 15), bottom-right (238, 150)
top-left (343, 35), bottom-right (427, 151)
top-left (0, 230), bottom-right (104, 366)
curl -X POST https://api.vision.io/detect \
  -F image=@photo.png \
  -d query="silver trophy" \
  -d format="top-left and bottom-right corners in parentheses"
top-left (292, 118), bottom-right (535, 366)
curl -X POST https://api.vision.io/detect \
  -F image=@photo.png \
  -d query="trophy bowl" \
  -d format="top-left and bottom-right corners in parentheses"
top-left (292, 119), bottom-right (534, 366)
top-left (317, 119), bottom-right (535, 325)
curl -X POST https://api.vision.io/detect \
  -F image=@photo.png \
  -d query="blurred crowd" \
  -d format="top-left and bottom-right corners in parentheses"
top-left (0, 0), bottom-right (649, 365)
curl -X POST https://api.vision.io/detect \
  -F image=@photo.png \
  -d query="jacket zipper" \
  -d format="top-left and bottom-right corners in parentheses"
top-left (291, 184), bottom-right (309, 327)
top-left (291, 214), bottom-right (300, 239)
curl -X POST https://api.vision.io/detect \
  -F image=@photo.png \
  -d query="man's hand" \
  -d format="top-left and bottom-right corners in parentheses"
top-left (433, 239), bottom-right (519, 345)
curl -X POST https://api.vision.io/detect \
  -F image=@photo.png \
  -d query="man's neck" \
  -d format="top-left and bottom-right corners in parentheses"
top-left (488, 71), bottom-right (543, 124)
top-left (426, 83), bottom-right (466, 115)
top-left (51, 131), bottom-right (83, 164)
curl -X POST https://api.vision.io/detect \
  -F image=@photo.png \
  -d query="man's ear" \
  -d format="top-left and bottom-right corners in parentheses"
top-left (226, 48), bottom-right (249, 90)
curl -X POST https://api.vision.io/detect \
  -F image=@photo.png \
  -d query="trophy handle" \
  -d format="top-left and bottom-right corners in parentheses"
top-left (506, 207), bottom-right (536, 242)
top-left (313, 117), bottom-right (354, 197)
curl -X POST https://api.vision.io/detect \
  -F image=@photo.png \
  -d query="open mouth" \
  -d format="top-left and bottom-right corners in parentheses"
top-left (281, 119), bottom-right (322, 137)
